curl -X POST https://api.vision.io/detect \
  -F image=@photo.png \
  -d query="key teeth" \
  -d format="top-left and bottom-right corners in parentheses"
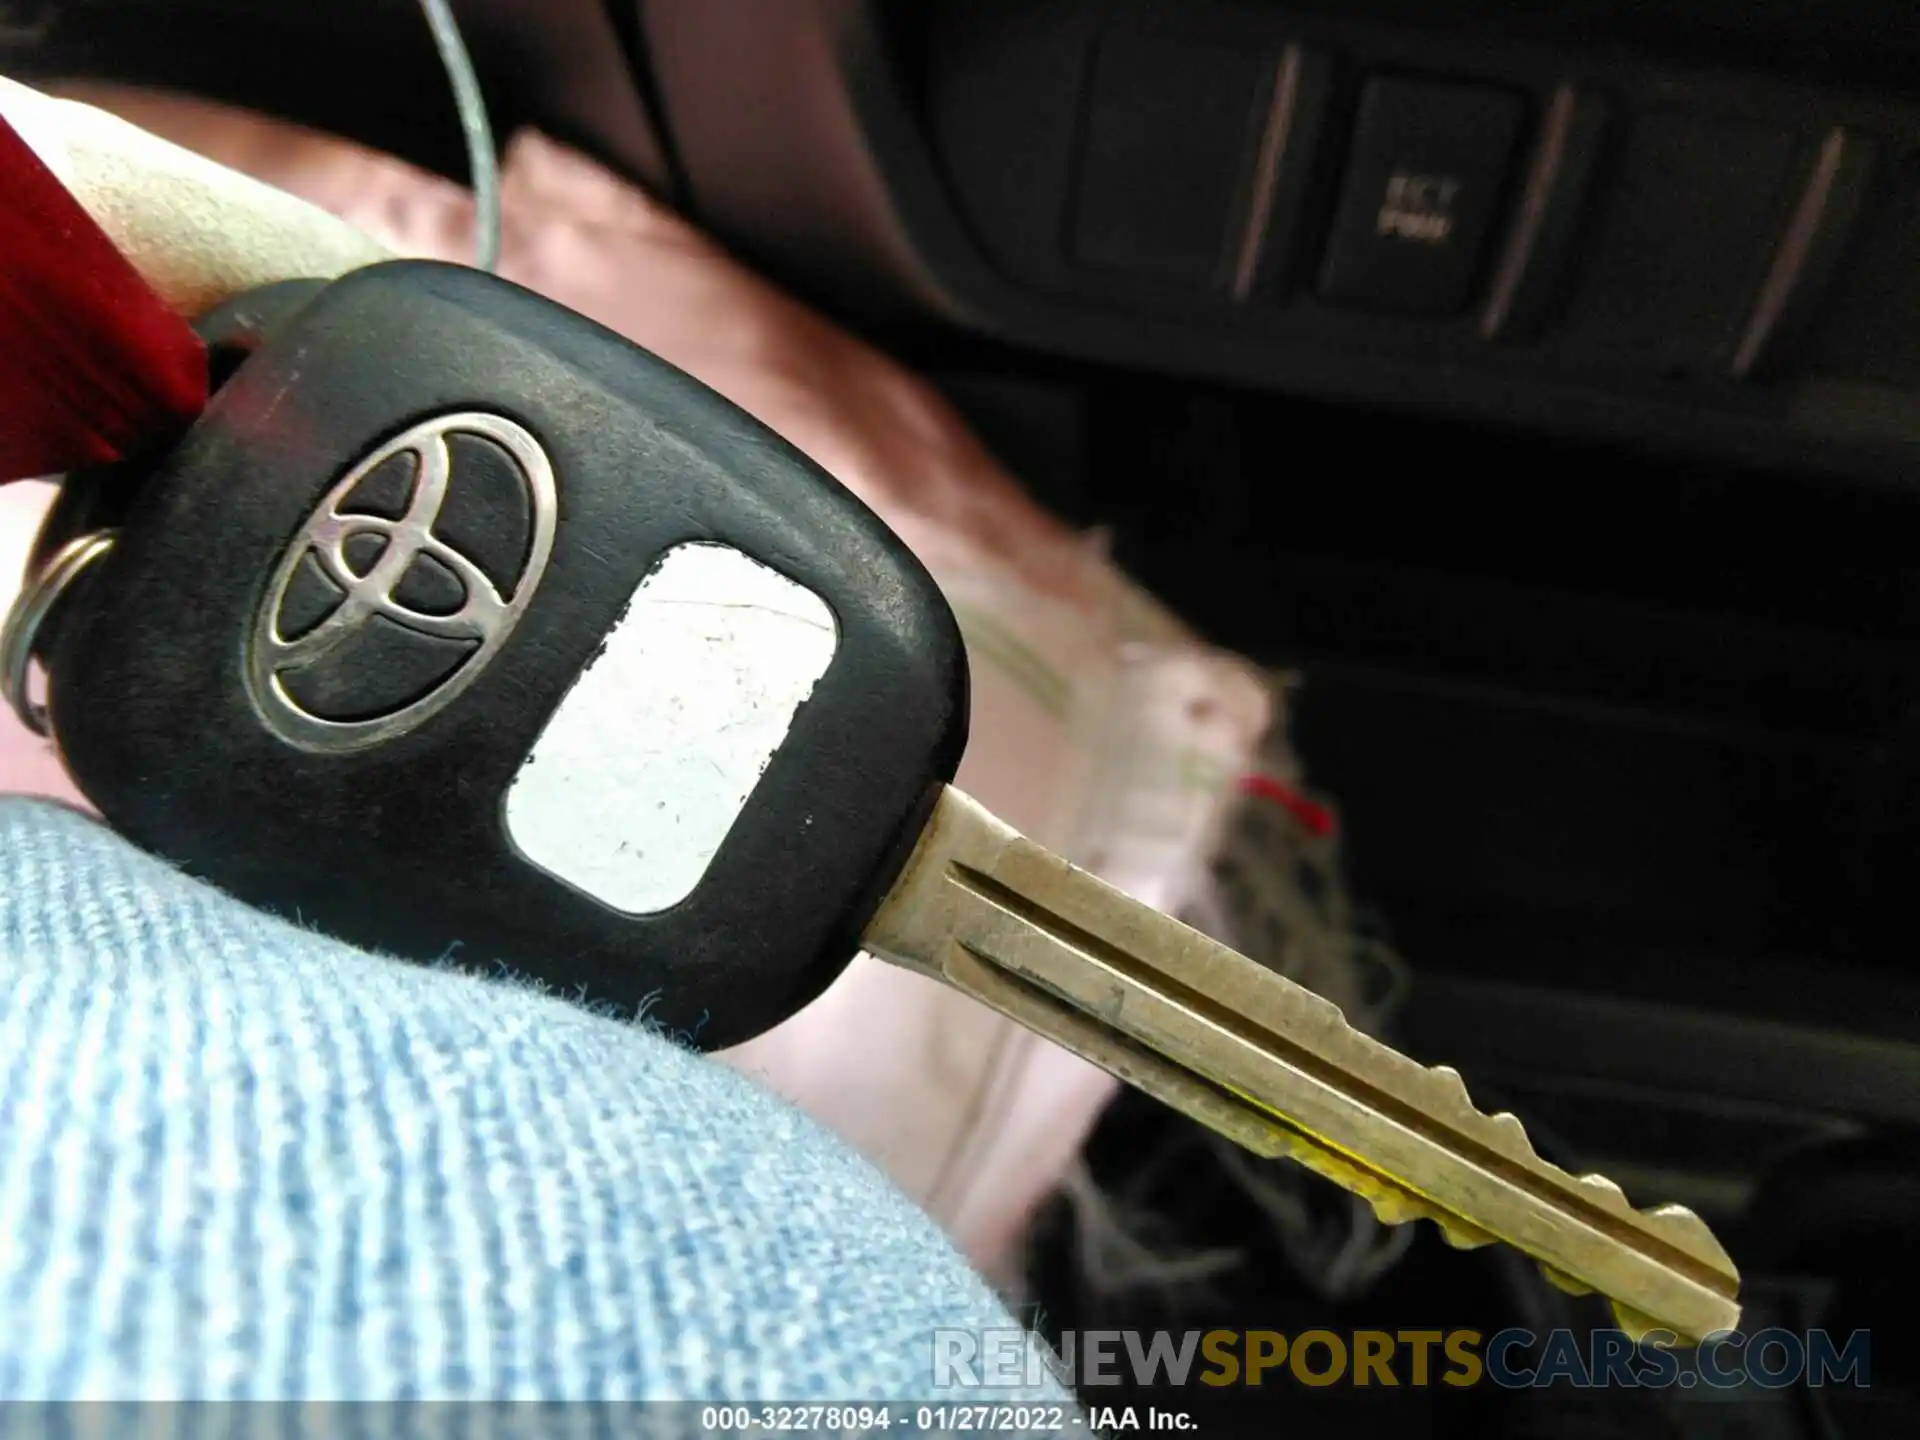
top-left (1016, 858), bottom-right (1742, 1287)
top-left (1359, 1189), bottom-right (1488, 1251)
top-left (1540, 1264), bottom-right (1595, 1298)
top-left (1280, 1035), bottom-right (1736, 1275)
top-left (1398, 1063), bottom-right (1735, 1276)
top-left (1436, 1217), bottom-right (1494, 1251)
top-left (1416, 1066), bottom-right (1542, 1169)
top-left (1327, 1157), bottom-right (1489, 1249)
top-left (1566, 1174), bottom-right (1735, 1271)
top-left (1265, 1126), bottom-right (1476, 1246)
top-left (1608, 1303), bottom-right (1668, 1346)
top-left (1640, 1202), bottom-right (1740, 1273)
top-left (1487, 1109), bottom-right (1533, 1161)
top-left (1426, 1064), bottom-right (1476, 1117)
top-left (1572, 1170), bottom-right (1631, 1207)
top-left (1364, 1190), bottom-right (1428, 1229)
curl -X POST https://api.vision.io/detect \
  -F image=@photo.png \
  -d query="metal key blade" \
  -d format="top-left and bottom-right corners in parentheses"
top-left (864, 788), bottom-right (1741, 1344)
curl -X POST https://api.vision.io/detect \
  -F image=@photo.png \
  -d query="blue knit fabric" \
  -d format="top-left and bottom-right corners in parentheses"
top-left (0, 798), bottom-right (1065, 1408)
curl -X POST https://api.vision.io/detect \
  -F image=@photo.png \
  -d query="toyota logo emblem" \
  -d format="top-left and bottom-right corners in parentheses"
top-left (247, 412), bottom-right (558, 752)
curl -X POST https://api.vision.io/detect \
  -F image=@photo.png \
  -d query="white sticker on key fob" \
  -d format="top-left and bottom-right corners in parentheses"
top-left (503, 542), bottom-right (838, 914)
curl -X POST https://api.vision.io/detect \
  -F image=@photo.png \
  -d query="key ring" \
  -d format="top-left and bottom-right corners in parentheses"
top-left (1, 528), bottom-right (118, 738)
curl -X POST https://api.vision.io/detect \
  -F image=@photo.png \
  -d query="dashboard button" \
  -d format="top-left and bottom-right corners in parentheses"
top-left (1318, 76), bottom-right (1526, 315)
top-left (1071, 33), bottom-right (1270, 285)
top-left (1557, 112), bottom-right (1802, 376)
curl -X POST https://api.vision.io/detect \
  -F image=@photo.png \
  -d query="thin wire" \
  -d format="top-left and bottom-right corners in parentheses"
top-left (417, 0), bottom-right (501, 271)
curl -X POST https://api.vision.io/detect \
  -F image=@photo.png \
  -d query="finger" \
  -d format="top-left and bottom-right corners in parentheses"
top-left (0, 76), bottom-right (390, 320)
top-left (0, 78), bottom-right (391, 801)
top-left (0, 482), bottom-right (85, 805)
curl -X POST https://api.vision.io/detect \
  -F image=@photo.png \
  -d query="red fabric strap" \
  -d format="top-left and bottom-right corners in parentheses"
top-left (0, 109), bottom-right (208, 483)
top-left (1240, 772), bottom-right (1338, 840)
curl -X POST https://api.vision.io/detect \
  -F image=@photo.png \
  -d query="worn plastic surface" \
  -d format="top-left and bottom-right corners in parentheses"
top-left (41, 261), bottom-right (970, 1049)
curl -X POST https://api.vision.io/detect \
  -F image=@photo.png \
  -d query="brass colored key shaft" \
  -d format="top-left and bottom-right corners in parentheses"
top-left (864, 787), bottom-right (1741, 1344)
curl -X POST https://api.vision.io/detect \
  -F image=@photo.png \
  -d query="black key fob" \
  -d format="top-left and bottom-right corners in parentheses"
top-left (33, 261), bottom-right (969, 1048)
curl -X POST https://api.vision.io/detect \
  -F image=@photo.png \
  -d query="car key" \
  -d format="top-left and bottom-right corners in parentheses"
top-left (863, 792), bottom-right (1741, 1344)
top-left (10, 260), bottom-right (1739, 1344)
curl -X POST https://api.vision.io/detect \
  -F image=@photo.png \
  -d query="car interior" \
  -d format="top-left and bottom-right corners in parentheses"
top-left (5, 1), bottom-right (1917, 1435)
